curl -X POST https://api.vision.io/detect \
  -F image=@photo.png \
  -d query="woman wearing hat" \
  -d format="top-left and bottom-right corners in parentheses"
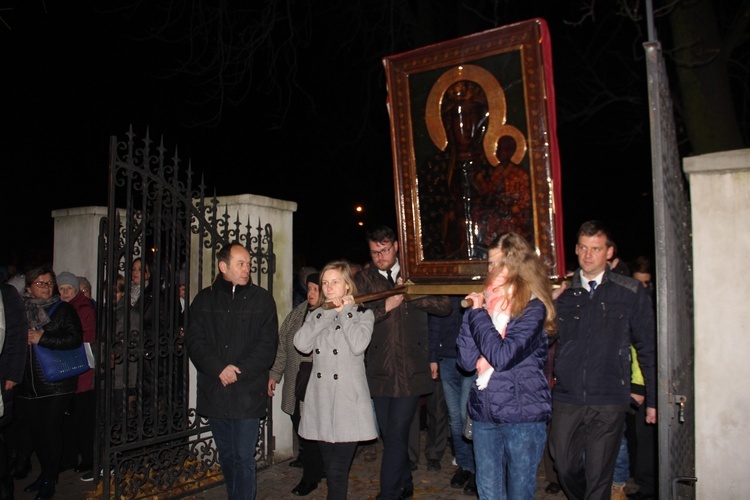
top-left (57, 272), bottom-right (97, 480)
top-left (268, 271), bottom-right (325, 496)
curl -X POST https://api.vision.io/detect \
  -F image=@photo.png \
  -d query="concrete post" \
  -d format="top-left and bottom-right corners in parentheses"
top-left (684, 148), bottom-right (750, 498)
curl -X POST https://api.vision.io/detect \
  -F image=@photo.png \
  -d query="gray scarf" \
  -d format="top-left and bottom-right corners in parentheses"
top-left (24, 294), bottom-right (62, 330)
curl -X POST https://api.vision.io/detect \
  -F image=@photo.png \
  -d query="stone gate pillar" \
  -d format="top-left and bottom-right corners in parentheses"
top-left (684, 148), bottom-right (750, 498)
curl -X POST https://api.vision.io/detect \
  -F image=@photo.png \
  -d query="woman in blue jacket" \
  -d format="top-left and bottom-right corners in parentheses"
top-left (458, 232), bottom-right (556, 499)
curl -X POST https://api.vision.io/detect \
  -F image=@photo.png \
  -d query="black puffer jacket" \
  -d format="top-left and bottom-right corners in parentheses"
top-left (17, 300), bottom-right (83, 399)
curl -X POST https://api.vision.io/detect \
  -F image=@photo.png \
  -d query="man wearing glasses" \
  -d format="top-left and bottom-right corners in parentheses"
top-left (355, 225), bottom-right (451, 500)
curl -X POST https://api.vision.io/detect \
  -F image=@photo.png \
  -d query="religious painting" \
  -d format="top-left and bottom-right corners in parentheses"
top-left (383, 18), bottom-right (565, 283)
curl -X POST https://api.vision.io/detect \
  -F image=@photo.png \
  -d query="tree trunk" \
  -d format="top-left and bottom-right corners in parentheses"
top-left (669, 0), bottom-right (744, 154)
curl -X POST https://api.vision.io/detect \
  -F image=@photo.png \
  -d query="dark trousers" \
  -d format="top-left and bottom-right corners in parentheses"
top-left (16, 393), bottom-right (74, 481)
top-left (632, 404), bottom-right (658, 495)
top-left (61, 390), bottom-right (96, 468)
top-left (549, 402), bottom-right (626, 500)
top-left (317, 441), bottom-right (357, 500)
top-left (292, 400), bottom-right (302, 458)
top-left (424, 380), bottom-right (448, 461)
top-left (408, 380), bottom-right (448, 463)
top-left (300, 437), bottom-right (324, 484)
top-left (408, 399), bottom-right (421, 464)
top-left (373, 396), bottom-right (419, 499)
top-left (544, 421), bottom-right (559, 484)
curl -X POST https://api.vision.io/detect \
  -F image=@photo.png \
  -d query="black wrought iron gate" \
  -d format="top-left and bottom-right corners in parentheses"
top-left (644, 42), bottom-right (696, 499)
top-left (94, 127), bottom-right (275, 498)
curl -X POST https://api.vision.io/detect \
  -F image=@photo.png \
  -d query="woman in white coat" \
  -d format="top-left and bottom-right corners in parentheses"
top-left (293, 261), bottom-right (377, 499)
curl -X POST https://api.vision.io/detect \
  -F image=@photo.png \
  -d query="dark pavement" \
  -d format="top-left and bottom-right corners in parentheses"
top-left (13, 434), bottom-right (638, 498)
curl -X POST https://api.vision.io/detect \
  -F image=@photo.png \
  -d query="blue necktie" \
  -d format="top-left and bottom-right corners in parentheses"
top-left (588, 280), bottom-right (597, 298)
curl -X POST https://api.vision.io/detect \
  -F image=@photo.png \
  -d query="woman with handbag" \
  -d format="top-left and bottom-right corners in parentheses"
top-left (457, 233), bottom-right (556, 500)
top-left (267, 271), bottom-right (326, 496)
top-left (56, 271), bottom-right (97, 480)
top-left (293, 261), bottom-right (377, 500)
top-left (16, 267), bottom-right (83, 500)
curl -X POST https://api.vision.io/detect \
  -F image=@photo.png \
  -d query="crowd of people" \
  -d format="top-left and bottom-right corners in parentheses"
top-left (0, 267), bottom-right (97, 500)
top-left (0, 217), bottom-right (657, 500)
top-left (0, 255), bottom-right (188, 500)
top-left (183, 220), bottom-right (657, 500)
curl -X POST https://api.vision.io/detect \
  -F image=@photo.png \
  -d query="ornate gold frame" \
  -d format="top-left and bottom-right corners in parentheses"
top-left (383, 19), bottom-right (564, 283)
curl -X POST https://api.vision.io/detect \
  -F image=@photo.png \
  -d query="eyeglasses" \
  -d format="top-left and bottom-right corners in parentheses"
top-left (370, 244), bottom-right (394, 258)
top-left (33, 281), bottom-right (55, 288)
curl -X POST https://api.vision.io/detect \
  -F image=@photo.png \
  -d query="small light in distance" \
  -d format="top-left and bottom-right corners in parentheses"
top-left (355, 205), bottom-right (363, 213)
top-left (358, 222), bottom-right (364, 226)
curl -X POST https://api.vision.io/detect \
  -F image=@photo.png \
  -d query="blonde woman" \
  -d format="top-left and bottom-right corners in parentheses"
top-left (293, 261), bottom-right (377, 499)
top-left (457, 233), bottom-right (556, 500)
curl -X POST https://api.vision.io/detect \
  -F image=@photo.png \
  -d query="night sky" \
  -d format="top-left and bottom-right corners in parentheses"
top-left (4, 2), bottom-right (659, 272)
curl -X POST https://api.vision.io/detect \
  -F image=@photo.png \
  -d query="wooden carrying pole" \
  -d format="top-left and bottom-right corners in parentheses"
top-left (321, 286), bottom-right (409, 310)
top-left (319, 282), bottom-right (488, 310)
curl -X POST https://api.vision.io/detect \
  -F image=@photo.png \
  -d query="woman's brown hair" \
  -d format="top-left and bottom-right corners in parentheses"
top-left (487, 233), bottom-right (556, 334)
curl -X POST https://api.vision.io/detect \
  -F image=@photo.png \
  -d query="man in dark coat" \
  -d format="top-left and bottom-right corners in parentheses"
top-left (0, 283), bottom-right (28, 498)
top-left (355, 226), bottom-right (451, 500)
top-left (549, 221), bottom-right (656, 500)
top-left (185, 242), bottom-right (278, 500)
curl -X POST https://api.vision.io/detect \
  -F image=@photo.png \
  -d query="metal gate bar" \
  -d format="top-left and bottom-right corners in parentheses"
top-left (94, 127), bottom-right (275, 498)
top-left (644, 41), bottom-right (696, 500)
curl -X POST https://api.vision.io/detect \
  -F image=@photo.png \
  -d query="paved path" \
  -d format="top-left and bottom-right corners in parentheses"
top-left (17, 434), bottom-right (573, 499)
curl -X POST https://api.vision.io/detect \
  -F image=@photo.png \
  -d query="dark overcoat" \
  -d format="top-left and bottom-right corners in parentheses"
top-left (186, 276), bottom-right (278, 419)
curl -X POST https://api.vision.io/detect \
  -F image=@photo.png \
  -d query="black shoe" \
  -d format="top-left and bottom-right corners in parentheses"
top-left (426, 459), bottom-right (441, 471)
top-left (74, 463), bottom-right (93, 474)
top-left (23, 476), bottom-right (43, 493)
top-left (0, 474), bottom-right (13, 500)
top-left (23, 476), bottom-right (57, 494)
top-left (291, 481), bottom-right (318, 496)
top-left (288, 457), bottom-right (303, 468)
top-left (398, 486), bottom-right (414, 499)
top-left (11, 460), bottom-right (30, 480)
top-left (33, 479), bottom-right (55, 500)
top-left (451, 467), bottom-right (470, 488)
top-left (463, 473), bottom-right (477, 496)
top-left (545, 482), bottom-right (561, 494)
top-left (57, 463), bottom-right (75, 474)
top-left (410, 461), bottom-right (418, 471)
top-left (627, 493), bottom-right (656, 500)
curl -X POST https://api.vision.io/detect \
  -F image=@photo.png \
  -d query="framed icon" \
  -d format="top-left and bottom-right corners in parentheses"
top-left (383, 18), bottom-right (565, 283)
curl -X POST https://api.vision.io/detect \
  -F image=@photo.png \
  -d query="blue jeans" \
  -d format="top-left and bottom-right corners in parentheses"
top-left (439, 357), bottom-right (475, 473)
top-left (209, 417), bottom-right (259, 500)
top-left (473, 420), bottom-right (546, 500)
top-left (613, 424), bottom-right (629, 484)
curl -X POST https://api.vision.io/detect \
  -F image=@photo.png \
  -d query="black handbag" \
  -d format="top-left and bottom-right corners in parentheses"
top-left (294, 361), bottom-right (313, 401)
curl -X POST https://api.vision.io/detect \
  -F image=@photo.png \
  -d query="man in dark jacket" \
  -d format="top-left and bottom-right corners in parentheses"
top-left (549, 221), bottom-right (656, 500)
top-left (0, 283), bottom-right (28, 498)
top-left (185, 242), bottom-right (278, 500)
top-left (355, 226), bottom-right (451, 500)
